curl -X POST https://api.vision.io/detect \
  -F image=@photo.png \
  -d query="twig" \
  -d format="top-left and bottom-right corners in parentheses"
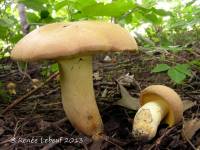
top-left (148, 125), bottom-right (179, 150)
top-left (41, 143), bottom-right (58, 150)
top-left (1, 72), bottom-right (59, 114)
top-left (28, 87), bottom-right (60, 100)
top-left (0, 70), bottom-right (17, 78)
top-left (182, 118), bottom-right (197, 150)
top-left (103, 135), bottom-right (124, 150)
top-left (181, 89), bottom-right (199, 101)
top-left (182, 131), bottom-right (197, 150)
top-left (25, 117), bottom-right (67, 137)
top-left (132, 76), bottom-right (141, 91)
top-left (40, 118), bottom-right (73, 150)
top-left (16, 61), bottom-right (32, 82)
top-left (51, 118), bottom-right (68, 127)
top-left (40, 102), bottom-right (62, 107)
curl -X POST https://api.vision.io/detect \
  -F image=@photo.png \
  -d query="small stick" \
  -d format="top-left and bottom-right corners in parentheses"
top-left (28, 87), bottom-right (60, 100)
top-left (1, 72), bottom-right (59, 115)
top-left (182, 131), bottom-right (197, 150)
top-left (148, 125), bottom-right (178, 150)
top-left (41, 142), bottom-right (58, 150)
top-left (103, 135), bottom-right (124, 150)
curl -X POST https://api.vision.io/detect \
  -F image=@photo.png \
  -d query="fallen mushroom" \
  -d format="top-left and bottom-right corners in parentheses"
top-left (11, 21), bottom-right (138, 140)
top-left (132, 85), bottom-right (183, 141)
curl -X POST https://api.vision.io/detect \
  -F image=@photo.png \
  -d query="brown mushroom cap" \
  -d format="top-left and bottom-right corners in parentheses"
top-left (140, 85), bottom-right (183, 126)
top-left (11, 21), bottom-right (138, 61)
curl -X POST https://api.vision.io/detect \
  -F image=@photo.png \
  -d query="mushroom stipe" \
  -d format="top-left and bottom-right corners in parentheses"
top-left (58, 56), bottom-right (103, 138)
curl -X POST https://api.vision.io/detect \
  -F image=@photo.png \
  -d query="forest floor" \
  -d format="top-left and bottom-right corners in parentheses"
top-left (0, 46), bottom-right (199, 150)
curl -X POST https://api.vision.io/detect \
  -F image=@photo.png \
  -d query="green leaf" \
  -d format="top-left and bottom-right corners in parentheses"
top-left (144, 12), bottom-right (162, 24)
top-left (27, 12), bottom-right (40, 23)
top-left (50, 63), bottom-right (59, 73)
top-left (73, 0), bottom-right (96, 10)
top-left (152, 8), bottom-right (172, 16)
top-left (19, 0), bottom-right (47, 11)
top-left (190, 60), bottom-right (200, 68)
top-left (186, 0), bottom-right (196, 7)
top-left (55, 0), bottom-right (69, 11)
top-left (167, 46), bottom-right (183, 53)
top-left (80, 0), bottom-right (135, 17)
top-left (124, 13), bottom-right (132, 23)
top-left (40, 10), bottom-right (50, 19)
top-left (0, 27), bottom-right (8, 39)
top-left (151, 64), bottom-right (170, 73)
top-left (167, 67), bottom-right (186, 84)
top-left (0, 18), bottom-right (14, 28)
top-left (9, 34), bottom-right (23, 44)
top-left (175, 64), bottom-right (192, 76)
top-left (0, 19), bottom-right (9, 28)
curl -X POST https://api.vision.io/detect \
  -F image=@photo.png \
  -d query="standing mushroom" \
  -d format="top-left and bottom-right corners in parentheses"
top-left (132, 85), bottom-right (183, 141)
top-left (11, 21), bottom-right (138, 139)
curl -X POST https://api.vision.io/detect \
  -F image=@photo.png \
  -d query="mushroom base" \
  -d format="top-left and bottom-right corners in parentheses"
top-left (132, 100), bottom-right (168, 141)
top-left (58, 55), bottom-right (103, 139)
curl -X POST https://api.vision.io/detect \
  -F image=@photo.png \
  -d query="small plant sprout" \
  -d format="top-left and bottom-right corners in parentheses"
top-left (11, 21), bottom-right (138, 140)
top-left (132, 85), bottom-right (183, 141)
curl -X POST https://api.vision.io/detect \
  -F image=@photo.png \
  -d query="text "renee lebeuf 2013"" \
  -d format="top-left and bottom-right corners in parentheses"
top-left (10, 136), bottom-right (84, 144)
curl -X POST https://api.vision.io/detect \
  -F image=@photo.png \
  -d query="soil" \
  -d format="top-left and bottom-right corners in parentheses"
top-left (0, 47), bottom-right (199, 150)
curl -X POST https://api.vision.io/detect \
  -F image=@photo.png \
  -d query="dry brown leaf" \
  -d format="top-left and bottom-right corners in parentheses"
top-left (113, 83), bottom-right (139, 110)
top-left (183, 100), bottom-right (197, 112)
top-left (103, 55), bottom-right (112, 62)
top-left (101, 88), bottom-right (108, 98)
top-left (93, 71), bottom-right (102, 81)
top-left (117, 73), bottom-right (134, 86)
top-left (182, 118), bottom-right (200, 140)
top-left (32, 78), bottom-right (42, 89)
top-left (197, 145), bottom-right (200, 150)
top-left (37, 119), bottom-right (51, 130)
top-left (0, 127), bottom-right (4, 136)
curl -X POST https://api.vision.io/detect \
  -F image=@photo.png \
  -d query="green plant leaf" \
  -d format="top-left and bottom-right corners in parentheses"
top-left (186, 0), bottom-right (196, 7)
top-left (124, 13), bottom-right (132, 23)
top-left (0, 18), bottom-right (14, 28)
top-left (79, 0), bottom-right (135, 17)
top-left (9, 34), bottom-right (23, 44)
top-left (190, 60), bottom-right (200, 68)
top-left (175, 64), bottom-right (192, 76)
top-left (55, 0), bottom-right (69, 11)
top-left (0, 19), bottom-right (9, 28)
top-left (27, 12), bottom-right (40, 23)
top-left (151, 64), bottom-right (170, 73)
top-left (72, 0), bottom-right (96, 10)
top-left (0, 82), bottom-right (11, 103)
top-left (167, 46), bottom-right (183, 53)
top-left (151, 8), bottom-right (172, 16)
top-left (0, 27), bottom-right (8, 39)
top-left (143, 12), bottom-right (162, 24)
top-left (19, 0), bottom-right (47, 11)
top-left (40, 10), bottom-right (50, 19)
top-left (50, 63), bottom-right (59, 73)
top-left (167, 67), bottom-right (186, 84)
